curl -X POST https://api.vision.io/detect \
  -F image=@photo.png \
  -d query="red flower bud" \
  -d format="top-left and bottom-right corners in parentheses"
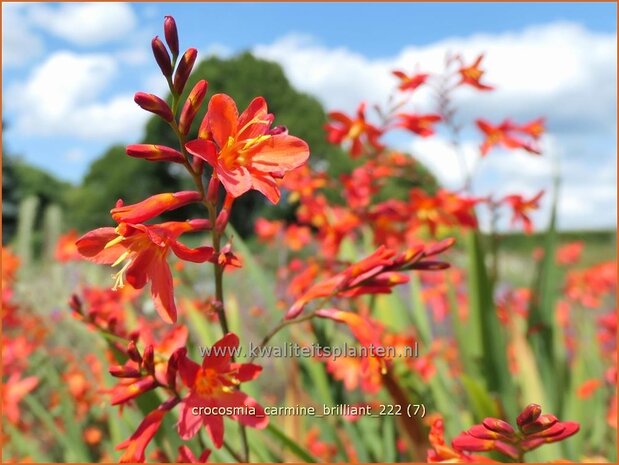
top-left (192, 155), bottom-right (204, 175)
top-left (517, 403), bottom-right (542, 430)
top-left (127, 341), bottom-right (142, 364)
top-left (134, 92), bottom-right (174, 122)
top-left (111, 191), bottom-right (202, 224)
top-left (178, 80), bottom-right (208, 136)
top-left (173, 48), bottom-right (197, 95)
top-left (451, 434), bottom-right (493, 452)
top-left (521, 414), bottom-right (557, 435)
top-left (109, 364), bottom-right (142, 378)
top-left (164, 16), bottom-right (179, 58)
top-left (151, 36), bottom-right (172, 77)
top-left (69, 294), bottom-right (82, 315)
top-left (206, 176), bottom-right (220, 204)
top-left (143, 345), bottom-right (155, 374)
top-left (111, 377), bottom-right (157, 405)
top-left (126, 144), bottom-right (185, 163)
top-left (482, 418), bottom-right (516, 436)
top-left (166, 351), bottom-right (180, 391)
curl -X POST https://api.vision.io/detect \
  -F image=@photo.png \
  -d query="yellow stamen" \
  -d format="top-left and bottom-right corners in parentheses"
top-left (104, 235), bottom-right (125, 249)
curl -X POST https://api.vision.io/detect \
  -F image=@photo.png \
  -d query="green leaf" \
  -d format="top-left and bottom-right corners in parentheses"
top-left (265, 423), bottom-right (318, 462)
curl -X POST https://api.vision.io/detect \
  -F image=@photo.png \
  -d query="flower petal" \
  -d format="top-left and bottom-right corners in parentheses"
top-left (207, 94), bottom-right (238, 148)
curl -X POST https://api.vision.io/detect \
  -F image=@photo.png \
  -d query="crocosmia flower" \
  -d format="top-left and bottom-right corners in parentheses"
top-left (325, 102), bottom-right (384, 157)
top-left (176, 333), bottom-right (268, 448)
top-left (391, 70), bottom-right (429, 92)
top-left (76, 220), bottom-right (214, 323)
top-left (458, 54), bottom-right (494, 91)
top-left (185, 94), bottom-right (310, 204)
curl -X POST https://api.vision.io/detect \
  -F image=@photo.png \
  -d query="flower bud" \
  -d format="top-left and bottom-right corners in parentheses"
top-left (178, 80), bottom-right (208, 136)
top-left (151, 36), bottom-right (172, 77)
top-left (127, 341), bottom-right (142, 364)
top-left (192, 155), bottom-right (204, 175)
top-left (164, 16), bottom-right (179, 58)
top-left (482, 418), bottom-right (516, 436)
top-left (173, 48), bottom-right (197, 95)
top-left (521, 414), bottom-right (557, 435)
top-left (517, 403), bottom-right (542, 430)
top-left (206, 176), bottom-right (220, 204)
top-left (166, 352), bottom-right (179, 391)
top-left (111, 377), bottom-right (157, 405)
top-left (126, 144), bottom-right (185, 164)
top-left (111, 191), bottom-right (202, 224)
top-left (69, 294), bottom-right (82, 315)
top-left (134, 92), bottom-right (174, 122)
top-left (143, 345), bottom-right (155, 374)
top-left (109, 364), bottom-right (142, 378)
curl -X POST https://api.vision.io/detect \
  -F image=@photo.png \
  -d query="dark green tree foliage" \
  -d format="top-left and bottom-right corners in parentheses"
top-left (2, 152), bottom-right (73, 244)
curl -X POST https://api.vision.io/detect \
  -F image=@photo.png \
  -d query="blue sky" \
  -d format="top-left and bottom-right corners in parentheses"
top-left (3, 2), bottom-right (617, 230)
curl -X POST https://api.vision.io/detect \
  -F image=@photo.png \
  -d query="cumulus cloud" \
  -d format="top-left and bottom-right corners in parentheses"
top-left (7, 51), bottom-right (148, 141)
top-left (27, 3), bottom-right (137, 47)
top-left (253, 22), bottom-right (616, 231)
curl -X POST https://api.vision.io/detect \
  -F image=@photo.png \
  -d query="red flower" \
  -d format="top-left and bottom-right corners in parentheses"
top-left (476, 119), bottom-right (541, 156)
top-left (556, 241), bottom-right (584, 265)
top-left (3, 373), bottom-right (38, 424)
top-left (391, 70), bottom-right (429, 92)
top-left (503, 190), bottom-right (544, 234)
top-left (55, 229), bottom-right (82, 262)
top-left (325, 102), bottom-right (384, 157)
top-left (396, 113), bottom-right (442, 137)
top-left (176, 333), bottom-right (268, 448)
top-left (458, 54), bottom-right (494, 90)
top-left (185, 94), bottom-right (310, 204)
top-left (76, 220), bottom-right (215, 323)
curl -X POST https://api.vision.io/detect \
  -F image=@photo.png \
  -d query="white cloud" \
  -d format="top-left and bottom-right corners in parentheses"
top-left (2, 3), bottom-right (44, 68)
top-left (253, 22), bottom-right (616, 231)
top-left (7, 51), bottom-right (148, 141)
top-left (27, 3), bottom-right (137, 46)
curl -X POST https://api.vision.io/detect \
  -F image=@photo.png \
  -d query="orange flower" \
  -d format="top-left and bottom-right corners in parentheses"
top-left (76, 220), bottom-right (215, 323)
top-left (185, 94), bottom-right (310, 204)
top-left (176, 334), bottom-right (268, 448)
top-left (503, 191), bottom-right (544, 234)
top-left (556, 241), bottom-right (584, 265)
top-left (3, 373), bottom-right (38, 424)
top-left (476, 119), bottom-right (541, 156)
top-left (55, 229), bottom-right (82, 262)
top-left (391, 70), bottom-right (429, 92)
top-left (458, 54), bottom-right (494, 91)
top-left (325, 102), bottom-right (384, 157)
top-left (576, 379), bottom-right (602, 399)
top-left (397, 113), bottom-right (442, 137)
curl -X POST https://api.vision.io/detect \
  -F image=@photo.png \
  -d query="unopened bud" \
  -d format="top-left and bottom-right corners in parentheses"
top-left (143, 345), bottom-right (155, 374)
top-left (151, 36), bottom-right (172, 77)
top-left (173, 48), bottom-right (197, 95)
top-left (163, 16), bottom-right (179, 58)
top-left (127, 341), bottom-right (142, 364)
top-left (206, 176), bottom-right (220, 203)
top-left (126, 144), bottom-right (185, 164)
top-left (517, 403), bottom-right (542, 430)
top-left (134, 92), bottom-right (174, 122)
top-left (109, 364), bottom-right (142, 378)
top-left (178, 80), bottom-right (208, 136)
top-left (69, 294), bottom-right (82, 315)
